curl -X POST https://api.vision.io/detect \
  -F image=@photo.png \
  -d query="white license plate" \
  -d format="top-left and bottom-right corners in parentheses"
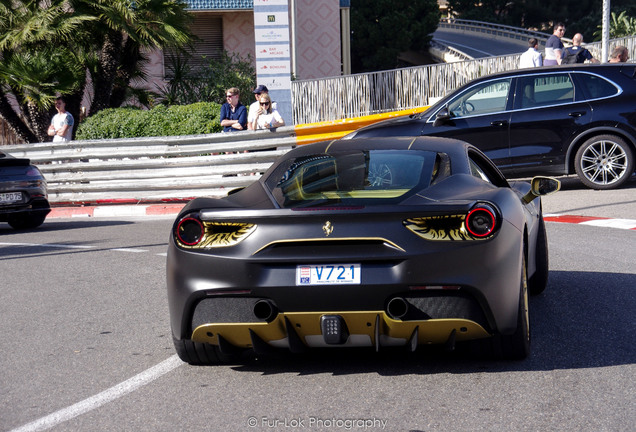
top-left (0, 192), bottom-right (22, 204)
top-left (296, 264), bottom-right (361, 286)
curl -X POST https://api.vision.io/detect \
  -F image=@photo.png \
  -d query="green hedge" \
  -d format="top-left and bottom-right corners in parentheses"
top-left (75, 102), bottom-right (222, 140)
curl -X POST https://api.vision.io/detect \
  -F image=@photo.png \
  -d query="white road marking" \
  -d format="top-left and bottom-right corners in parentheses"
top-left (109, 248), bottom-right (148, 253)
top-left (0, 242), bottom-right (157, 254)
top-left (9, 355), bottom-right (183, 432)
top-left (0, 242), bottom-right (94, 249)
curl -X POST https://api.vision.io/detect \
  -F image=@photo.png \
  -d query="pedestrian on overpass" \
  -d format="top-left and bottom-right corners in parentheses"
top-left (561, 33), bottom-right (599, 64)
top-left (544, 23), bottom-right (565, 66)
top-left (519, 38), bottom-right (543, 68)
top-left (609, 46), bottom-right (629, 63)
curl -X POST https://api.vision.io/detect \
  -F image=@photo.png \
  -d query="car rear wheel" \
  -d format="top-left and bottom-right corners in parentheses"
top-left (575, 135), bottom-right (634, 190)
top-left (498, 255), bottom-right (530, 360)
top-left (528, 217), bottom-right (548, 296)
top-left (173, 336), bottom-right (239, 365)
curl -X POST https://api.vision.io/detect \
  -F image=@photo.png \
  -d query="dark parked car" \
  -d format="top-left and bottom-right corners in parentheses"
top-left (347, 64), bottom-right (636, 190)
top-left (0, 150), bottom-right (50, 229)
top-left (167, 136), bottom-right (560, 364)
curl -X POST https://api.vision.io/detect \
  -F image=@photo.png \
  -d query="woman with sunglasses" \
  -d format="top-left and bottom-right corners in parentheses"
top-left (251, 93), bottom-right (285, 130)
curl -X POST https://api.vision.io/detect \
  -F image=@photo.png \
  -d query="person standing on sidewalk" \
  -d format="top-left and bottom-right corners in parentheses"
top-left (47, 97), bottom-right (74, 142)
top-left (519, 38), bottom-right (543, 68)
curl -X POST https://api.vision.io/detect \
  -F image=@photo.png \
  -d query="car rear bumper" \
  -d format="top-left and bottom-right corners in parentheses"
top-left (190, 310), bottom-right (491, 353)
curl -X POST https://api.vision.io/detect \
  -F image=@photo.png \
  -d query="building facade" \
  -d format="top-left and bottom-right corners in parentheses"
top-left (146, 0), bottom-right (350, 90)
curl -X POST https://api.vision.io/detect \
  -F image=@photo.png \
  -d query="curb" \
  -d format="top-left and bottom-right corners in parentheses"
top-left (544, 214), bottom-right (636, 230)
top-left (48, 203), bottom-right (186, 219)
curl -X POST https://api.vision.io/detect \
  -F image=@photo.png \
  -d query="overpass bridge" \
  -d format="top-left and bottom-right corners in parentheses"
top-left (430, 19), bottom-right (572, 62)
top-left (291, 19), bottom-right (634, 124)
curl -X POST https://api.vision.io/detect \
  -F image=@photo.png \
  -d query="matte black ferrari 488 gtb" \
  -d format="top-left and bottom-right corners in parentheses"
top-left (0, 150), bottom-right (50, 229)
top-left (167, 137), bottom-right (560, 364)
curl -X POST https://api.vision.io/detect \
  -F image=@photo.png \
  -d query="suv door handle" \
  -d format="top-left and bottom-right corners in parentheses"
top-left (569, 112), bottom-right (585, 118)
top-left (491, 120), bottom-right (508, 127)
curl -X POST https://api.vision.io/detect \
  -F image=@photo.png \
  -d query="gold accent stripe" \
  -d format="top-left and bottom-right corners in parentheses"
top-left (324, 139), bottom-right (338, 153)
top-left (407, 137), bottom-right (418, 150)
top-left (251, 237), bottom-right (405, 255)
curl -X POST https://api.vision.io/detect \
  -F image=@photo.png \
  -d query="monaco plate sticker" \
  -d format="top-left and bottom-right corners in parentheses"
top-left (0, 192), bottom-right (22, 204)
top-left (296, 264), bottom-right (361, 285)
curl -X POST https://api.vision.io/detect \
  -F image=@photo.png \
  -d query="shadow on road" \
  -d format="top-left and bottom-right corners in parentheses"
top-left (222, 270), bottom-right (635, 376)
top-left (554, 174), bottom-right (636, 191)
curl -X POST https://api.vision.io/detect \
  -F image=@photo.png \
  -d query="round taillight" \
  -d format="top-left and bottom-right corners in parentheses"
top-left (466, 207), bottom-right (496, 238)
top-left (176, 217), bottom-right (204, 246)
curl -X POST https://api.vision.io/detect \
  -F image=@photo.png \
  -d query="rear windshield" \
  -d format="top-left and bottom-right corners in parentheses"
top-left (264, 150), bottom-right (446, 208)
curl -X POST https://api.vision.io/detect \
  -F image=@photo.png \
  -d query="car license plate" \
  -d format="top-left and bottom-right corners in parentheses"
top-left (296, 264), bottom-right (361, 286)
top-left (0, 192), bottom-right (22, 204)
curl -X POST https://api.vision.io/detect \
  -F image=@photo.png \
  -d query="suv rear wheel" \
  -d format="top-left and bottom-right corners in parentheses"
top-left (575, 135), bottom-right (634, 190)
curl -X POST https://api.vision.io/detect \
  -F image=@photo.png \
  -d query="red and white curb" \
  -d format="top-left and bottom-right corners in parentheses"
top-left (48, 203), bottom-right (185, 219)
top-left (544, 214), bottom-right (636, 230)
top-left (47, 206), bottom-right (636, 230)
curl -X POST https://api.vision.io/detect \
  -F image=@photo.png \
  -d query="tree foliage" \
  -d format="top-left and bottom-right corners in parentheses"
top-left (0, 0), bottom-right (194, 143)
top-left (594, 10), bottom-right (636, 39)
top-left (350, 0), bottom-right (440, 73)
top-left (158, 51), bottom-right (256, 107)
top-left (447, 0), bottom-right (636, 41)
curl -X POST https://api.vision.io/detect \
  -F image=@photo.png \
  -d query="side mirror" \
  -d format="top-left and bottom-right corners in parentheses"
top-left (522, 176), bottom-right (561, 203)
top-left (433, 108), bottom-right (451, 127)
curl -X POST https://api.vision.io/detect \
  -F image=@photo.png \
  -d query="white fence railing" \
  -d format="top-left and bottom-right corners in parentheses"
top-left (3, 128), bottom-right (297, 204)
top-left (290, 20), bottom-right (636, 125)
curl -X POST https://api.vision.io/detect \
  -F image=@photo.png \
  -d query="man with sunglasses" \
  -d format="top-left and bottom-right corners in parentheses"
top-left (544, 23), bottom-right (565, 66)
top-left (220, 87), bottom-right (247, 132)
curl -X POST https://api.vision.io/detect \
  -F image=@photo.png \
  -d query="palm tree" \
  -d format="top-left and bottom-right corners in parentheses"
top-left (0, 0), bottom-right (193, 143)
top-left (69, 0), bottom-right (193, 114)
top-left (0, 0), bottom-right (94, 142)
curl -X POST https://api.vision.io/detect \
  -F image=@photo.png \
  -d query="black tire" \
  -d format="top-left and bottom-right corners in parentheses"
top-left (528, 217), bottom-right (548, 296)
top-left (574, 135), bottom-right (634, 190)
top-left (8, 213), bottom-right (47, 230)
top-left (173, 336), bottom-right (237, 365)
top-left (498, 255), bottom-right (530, 360)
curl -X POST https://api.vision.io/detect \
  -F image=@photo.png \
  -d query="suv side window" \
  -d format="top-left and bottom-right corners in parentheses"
top-left (575, 73), bottom-right (619, 99)
top-left (448, 78), bottom-right (512, 118)
top-left (517, 73), bottom-right (575, 109)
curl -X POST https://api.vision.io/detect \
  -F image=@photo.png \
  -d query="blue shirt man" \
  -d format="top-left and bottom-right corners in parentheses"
top-left (220, 88), bottom-right (247, 132)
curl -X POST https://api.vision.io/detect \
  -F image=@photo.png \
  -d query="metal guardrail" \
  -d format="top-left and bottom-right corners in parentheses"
top-left (3, 128), bottom-right (298, 204)
top-left (437, 18), bottom-right (572, 46)
top-left (429, 39), bottom-right (473, 62)
top-left (3, 109), bottom-right (435, 204)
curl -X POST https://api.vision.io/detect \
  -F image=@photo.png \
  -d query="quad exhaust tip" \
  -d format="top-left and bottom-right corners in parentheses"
top-left (253, 299), bottom-right (278, 322)
top-left (387, 297), bottom-right (409, 319)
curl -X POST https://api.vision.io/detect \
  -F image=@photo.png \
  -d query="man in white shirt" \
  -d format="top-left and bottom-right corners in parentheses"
top-left (519, 38), bottom-right (543, 68)
top-left (47, 97), bottom-right (74, 142)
